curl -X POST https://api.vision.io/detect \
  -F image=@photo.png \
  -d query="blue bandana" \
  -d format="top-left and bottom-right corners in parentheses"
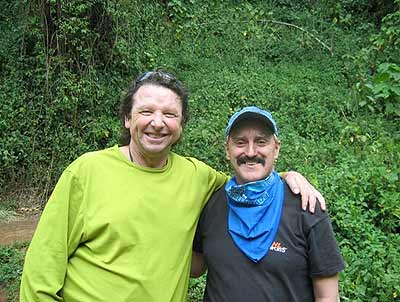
top-left (225, 171), bottom-right (284, 262)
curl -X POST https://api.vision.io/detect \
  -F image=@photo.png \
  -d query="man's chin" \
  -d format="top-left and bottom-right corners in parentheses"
top-left (140, 136), bottom-right (179, 157)
top-left (140, 141), bottom-right (171, 156)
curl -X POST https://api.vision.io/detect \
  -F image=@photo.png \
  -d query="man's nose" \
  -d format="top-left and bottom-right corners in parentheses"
top-left (244, 143), bottom-right (257, 157)
top-left (151, 112), bottom-right (164, 129)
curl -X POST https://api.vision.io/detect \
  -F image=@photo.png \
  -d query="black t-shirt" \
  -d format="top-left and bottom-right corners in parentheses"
top-left (193, 183), bottom-right (345, 302)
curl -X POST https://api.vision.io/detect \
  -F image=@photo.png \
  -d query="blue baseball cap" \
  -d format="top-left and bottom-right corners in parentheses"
top-left (225, 106), bottom-right (278, 137)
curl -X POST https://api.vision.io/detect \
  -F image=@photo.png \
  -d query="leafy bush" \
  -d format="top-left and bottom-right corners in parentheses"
top-left (343, 0), bottom-right (400, 117)
top-left (363, 63), bottom-right (400, 116)
top-left (0, 244), bottom-right (27, 302)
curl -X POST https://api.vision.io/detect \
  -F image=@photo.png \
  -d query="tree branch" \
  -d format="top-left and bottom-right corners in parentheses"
top-left (268, 20), bottom-right (334, 56)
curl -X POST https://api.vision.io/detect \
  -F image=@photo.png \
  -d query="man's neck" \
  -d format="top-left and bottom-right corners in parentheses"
top-left (121, 145), bottom-right (169, 169)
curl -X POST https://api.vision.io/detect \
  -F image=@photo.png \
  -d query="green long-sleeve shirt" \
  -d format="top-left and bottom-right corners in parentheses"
top-left (20, 145), bottom-right (227, 301)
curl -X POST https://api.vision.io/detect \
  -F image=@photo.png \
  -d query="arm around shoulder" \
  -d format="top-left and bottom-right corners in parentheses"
top-left (280, 171), bottom-right (326, 212)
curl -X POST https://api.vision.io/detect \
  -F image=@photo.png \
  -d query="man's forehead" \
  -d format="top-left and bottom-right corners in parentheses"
top-left (132, 84), bottom-right (182, 111)
top-left (135, 84), bottom-right (178, 98)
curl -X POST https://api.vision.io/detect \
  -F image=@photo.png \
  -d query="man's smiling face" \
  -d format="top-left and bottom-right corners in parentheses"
top-left (125, 84), bottom-right (183, 160)
top-left (225, 118), bottom-right (280, 185)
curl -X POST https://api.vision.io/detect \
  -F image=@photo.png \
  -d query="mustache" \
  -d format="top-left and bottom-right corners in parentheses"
top-left (236, 156), bottom-right (265, 166)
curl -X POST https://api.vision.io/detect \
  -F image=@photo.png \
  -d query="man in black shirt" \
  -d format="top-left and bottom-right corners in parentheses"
top-left (192, 106), bottom-right (344, 302)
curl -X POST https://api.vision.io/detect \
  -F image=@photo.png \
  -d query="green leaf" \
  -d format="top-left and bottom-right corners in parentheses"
top-left (373, 72), bottom-right (390, 84)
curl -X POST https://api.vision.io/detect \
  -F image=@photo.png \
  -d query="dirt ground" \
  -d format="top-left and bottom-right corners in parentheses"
top-left (0, 189), bottom-right (45, 301)
top-left (0, 288), bottom-right (6, 302)
top-left (0, 216), bottom-right (40, 246)
top-left (0, 211), bottom-right (41, 302)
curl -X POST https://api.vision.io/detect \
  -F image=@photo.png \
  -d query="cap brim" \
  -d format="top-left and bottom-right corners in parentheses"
top-left (227, 112), bottom-right (275, 135)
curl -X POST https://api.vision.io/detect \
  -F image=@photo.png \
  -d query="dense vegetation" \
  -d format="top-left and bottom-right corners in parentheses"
top-left (0, 0), bottom-right (399, 301)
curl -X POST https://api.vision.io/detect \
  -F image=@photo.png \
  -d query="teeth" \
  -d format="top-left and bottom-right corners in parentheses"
top-left (147, 133), bottom-right (164, 138)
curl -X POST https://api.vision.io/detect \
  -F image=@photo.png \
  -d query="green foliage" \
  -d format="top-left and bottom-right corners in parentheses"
top-left (0, 244), bottom-right (27, 302)
top-left (343, 1), bottom-right (400, 117)
top-left (321, 149), bottom-right (400, 301)
top-left (188, 275), bottom-right (206, 302)
top-left (364, 63), bottom-right (400, 116)
top-left (371, 2), bottom-right (400, 57)
top-left (0, 197), bottom-right (19, 221)
top-left (328, 0), bottom-right (397, 26)
top-left (0, 0), bottom-right (169, 194)
top-left (0, 247), bottom-right (23, 284)
top-left (0, 1), bottom-right (399, 301)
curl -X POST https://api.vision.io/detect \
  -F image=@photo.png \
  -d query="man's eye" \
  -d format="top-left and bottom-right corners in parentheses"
top-left (140, 110), bottom-right (152, 116)
top-left (165, 113), bottom-right (177, 118)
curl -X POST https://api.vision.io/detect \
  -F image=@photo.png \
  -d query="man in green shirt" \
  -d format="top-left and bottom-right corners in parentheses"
top-left (20, 70), bottom-right (324, 301)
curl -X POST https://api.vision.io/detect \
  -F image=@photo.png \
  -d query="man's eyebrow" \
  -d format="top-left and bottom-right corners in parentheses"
top-left (230, 135), bottom-right (245, 140)
top-left (230, 132), bottom-right (270, 139)
top-left (257, 134), bottom-right (272, 138)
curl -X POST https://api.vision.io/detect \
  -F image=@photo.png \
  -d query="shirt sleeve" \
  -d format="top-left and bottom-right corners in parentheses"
top-left (20, 169), bottom-right (85, 302)
top-left (308, 216), bottom-right (345, 278)
top-left (208, 168), bottom-right (228, 194)
top-left (195, 159), bottom-right (228, 208)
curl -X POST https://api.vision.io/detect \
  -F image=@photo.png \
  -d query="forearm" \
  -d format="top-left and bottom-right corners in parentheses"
top-left (313, 274), bottom-right (339, 302)
top-left (191, 251), bottom-right (207, 278)
top-left (280, 170), bottom-right (326, 212)
top-left (315, 297), bottom-right (340, 302)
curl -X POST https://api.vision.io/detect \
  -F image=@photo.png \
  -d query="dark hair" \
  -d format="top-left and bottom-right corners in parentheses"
top-left (119, 69), bottom-right (190, 145)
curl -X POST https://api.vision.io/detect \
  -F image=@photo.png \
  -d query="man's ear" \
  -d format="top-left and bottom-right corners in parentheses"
top-left (225, 141), bottom-right (231, 160)
top-left (124, 116), bottom-right (131, 129)
top-left (274, 136), bottom-right (281, 160)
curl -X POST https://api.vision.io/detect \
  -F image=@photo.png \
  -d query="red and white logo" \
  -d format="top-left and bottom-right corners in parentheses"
top-left (270, 241), bottom-right (287, 253)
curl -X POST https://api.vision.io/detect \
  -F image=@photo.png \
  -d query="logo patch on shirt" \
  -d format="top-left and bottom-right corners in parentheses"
top-left (269, 241), bottom-right (287, 253)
